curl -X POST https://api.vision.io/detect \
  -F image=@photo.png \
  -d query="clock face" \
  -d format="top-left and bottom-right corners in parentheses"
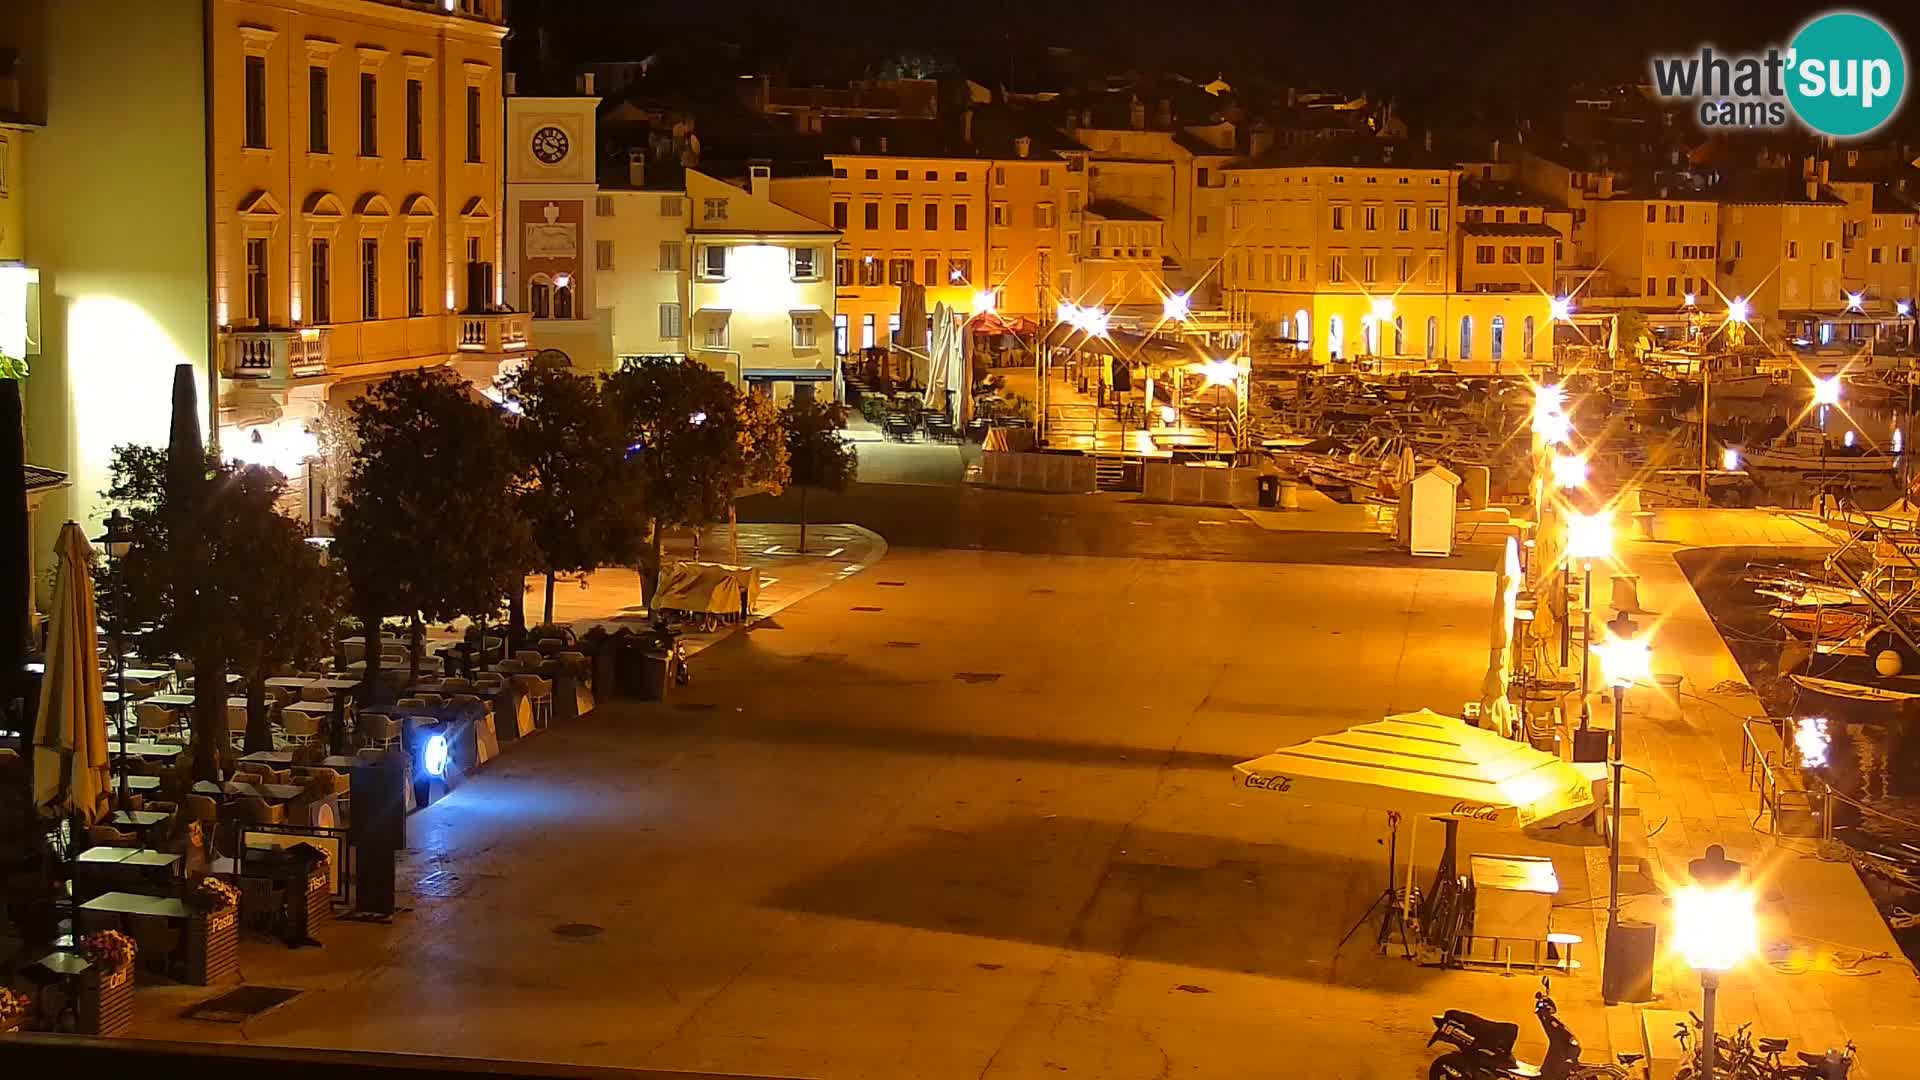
top-left (531, 126), bottom-right (570, 165)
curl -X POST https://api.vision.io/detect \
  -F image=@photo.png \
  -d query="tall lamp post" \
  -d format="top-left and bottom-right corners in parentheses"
top-left (1813, 374), bottom-right (1841, 515)
top-left (1675, 845), bottom-right (1755, 1078)
top-left (1202, 358), bottom-right (1242, 455)
top-left (1592, 616), bottom-right (1652, 1002)
top-left (1532, 385), bottom-right (1572, 664)
top-left (1566, 511), bottom-right (1614, 728)
top-left (94, 509), bottom-right (134, 808)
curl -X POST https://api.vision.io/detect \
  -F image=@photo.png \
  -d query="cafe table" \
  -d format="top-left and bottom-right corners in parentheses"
top-left (123, 742), bottom-right (184, 761)
top-left (147, 693), bottom-right (195, 709)
top-left (79, 890), bottom-right (191, 922)
top-left (121, 775), bottom-right (162, 792)
top-left (194, 780), bottom-right (304, 802)
top-left (283, 700), bottom-right (337, 720)
top-left (116, 668), bottom-right (176, 685)
top-left (313, 677), bottom-right (362, 691)
top-left (109, 810), bottom-right (171, 833)
top-left (265, 677), bottom-right (316, 691)
top-left (240, 750), bottom-right (295, 766)
top-left (75, 847), bottom-right (183, 874)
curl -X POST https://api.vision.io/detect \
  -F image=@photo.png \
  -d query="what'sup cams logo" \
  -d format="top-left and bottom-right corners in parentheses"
top-left (1651, 10), bottom-right (1907, 138)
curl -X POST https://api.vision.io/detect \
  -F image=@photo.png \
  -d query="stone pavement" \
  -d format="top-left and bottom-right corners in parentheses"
top-left (1548, 507), bottom-right (1920, 1071)
top-left (528, 522), bottom-right (886, 656)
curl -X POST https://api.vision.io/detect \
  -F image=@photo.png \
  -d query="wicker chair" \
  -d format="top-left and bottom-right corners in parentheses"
top-left (511, 674), bottom-right (554, 728)
top-left (358, 713), bottom-right (400, 751)
top-left (136, 702), bottom-right (183, 741)
top-left (280, 709), bottom-right (319, 748)
top-left (231, 796), bottom-right (284, 825)
top-left (87, 825), bottom-right (138, 847)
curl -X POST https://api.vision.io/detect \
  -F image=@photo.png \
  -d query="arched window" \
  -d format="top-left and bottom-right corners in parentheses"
top-left (553, 281), bottom-right (575, 319)
top-left (1363, 317), bottom-right (1379, 356)
top-left (1425, 316), bottom-right (1438, 358)
top-left (1294, 310), bottom-right (1311, 347)
top-left (529, 275), bottom-right (552, 319)
top-left (1393, 315), bottom-right (1405, 356)
top-left (1459, 315), bottom-right (1474, 359)
top-left (1523, 316), bottom-right (1536, 359)
top-left (1328, 314), bottom-right (1345, 360)
top-left (1490, 314), bottom-right (1506, 361)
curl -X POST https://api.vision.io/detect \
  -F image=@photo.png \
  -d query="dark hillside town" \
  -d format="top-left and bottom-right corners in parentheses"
top-left (4, 2), bottom-right (1920, 1077)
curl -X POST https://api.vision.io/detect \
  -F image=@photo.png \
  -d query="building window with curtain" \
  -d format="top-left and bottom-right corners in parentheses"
top-left (1490, 314), bottom-right (1505, 361)
top-left (245, 238), bottom-right (268, 325)
top-left (554, 279), bottom-right (574, 319)
top-left (309, 66), bottom-right (329, 153)
top-left (1523, 315), bottom-right (1536, 359)
top-left (529, 276), bottom-right (550, 318)
top-left (406, 238), bottom-right (424, 316)
top-left (1426, 315), bottom-right (1438, 358)
top-left (244, 56), bottom-right (268, 149)
top-left (405, 79), bottom-right (424, 160)
top-left (1459, 315), bottom-right (1473, 359)
top-left (466, 85), bottom-right (482, 162)
top-left (658, 302), bottom-right (681, 340)
top-left (360, 72), bottom-right (379, 156)
top-left (361, 238), bottom-right (380, 319)
top-left (310, 239), bottom-right (331, 323)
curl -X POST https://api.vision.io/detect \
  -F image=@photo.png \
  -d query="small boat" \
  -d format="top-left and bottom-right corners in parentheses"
top-left (1772, 607), bottom-right (1873, 639)
top-left (1790, 673), bottom-right (1920, 703)
top-left (1741, 428), bottom-right (1897, 474)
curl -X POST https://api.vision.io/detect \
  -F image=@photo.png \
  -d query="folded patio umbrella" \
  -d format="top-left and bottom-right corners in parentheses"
top-left (1231, 708), bottom-right (1595, 830)
top-left (32, 521), bottom-right (111, 825)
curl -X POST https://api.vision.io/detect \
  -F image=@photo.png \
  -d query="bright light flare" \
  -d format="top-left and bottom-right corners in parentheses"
top-left (1550, 452), bottom-right (1588, 490)
top-left (1813, 375), bottom-right (1842, 407)
top-left (1163, 291), bottom-right (1191, 321)
top-left (1722, 447), bottom-right (1742, 471)
top-left (1549, 296), bottom-right (1573, 321)
top-left (1369, 296), bottom-right (1395, 321)
top-left (422, 733), bottom-right (450, 778)
top-left (1727, 297), bottom-right (1752, 323)
top-left (1201, 358), bottom-right (1241, 387)
top-left (1159, 405), bottom-right (1177, 424)
top-left (1899, 300), bottom-right (1913, 318)
top-left (1845, 292), bottom-right (1865, 312)
top-left (1844, 429), bottom-right (1855, 448)
top-left (1534, 410), bottom-right (1572, 447)
top-left (1590, 625), bottom-right (1651, 687)
top-left (1673, 882), bottom-right (1757, 971)
top-left (1795, 716), bottom-right (1831, 768)
top-left (1684, 292), bottom-right (1697, 307)
top-left (1565, 511), bottom-right (1614, 562)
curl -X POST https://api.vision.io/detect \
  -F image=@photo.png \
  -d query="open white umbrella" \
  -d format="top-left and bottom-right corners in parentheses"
top-left (32, 521), bottom-right (110, 825)
top-left (1233, 709), bottom-right (1595, 829)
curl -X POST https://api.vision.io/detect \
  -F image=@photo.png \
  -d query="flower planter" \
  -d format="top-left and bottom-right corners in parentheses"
top-left (78, 966), bottom-right (133, 1037)
top-left (184, 908), bottom-right (239, 986)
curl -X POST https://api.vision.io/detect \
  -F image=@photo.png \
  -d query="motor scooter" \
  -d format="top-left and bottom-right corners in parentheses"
top-left (1426, 977), bottom-right (1640, 1080)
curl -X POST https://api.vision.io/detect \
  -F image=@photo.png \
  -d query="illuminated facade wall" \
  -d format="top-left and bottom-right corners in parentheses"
top-left (602, 187), bottom-right (690, 360)
top-left (0, 121), bottom-right (24, 268)
top-left (684, 169), bottom-right (839, 401)
top-left (1719, 197), bottom-right (1846, 328)
top-left (1833, 180), bottom-right (1919, 315)
top-left (6, 0), bottom-right (211, 559)
top-left (1223, 161), bottom-right (1548, 367)
top-left (987, 156), bottom-right (1084, 317)
top-left (1588, 197), bottom-right (1719, 310)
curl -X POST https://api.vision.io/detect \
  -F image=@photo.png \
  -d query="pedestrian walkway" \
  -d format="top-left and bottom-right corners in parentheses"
top-left (1543, 507), bottom-right (1920, 1069)
top-left (526, 522), bottom-right (886, 656)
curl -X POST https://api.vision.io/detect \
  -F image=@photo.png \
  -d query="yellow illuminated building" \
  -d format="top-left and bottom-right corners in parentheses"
top-left (1832, 172), bottom-right (1920, 333)
top-left (5, 0), bottom-right (510, 550)
top-left (1223, 143), bottom-right (1552, 369)
top-left (1718, 164), bottom-right (1848, 339)
top-left (1585, 196), bottom-right (1720, 318)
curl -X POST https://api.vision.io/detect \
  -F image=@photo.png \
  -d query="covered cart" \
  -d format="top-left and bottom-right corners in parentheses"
top-left (653, 562), bottom-right (762, 629)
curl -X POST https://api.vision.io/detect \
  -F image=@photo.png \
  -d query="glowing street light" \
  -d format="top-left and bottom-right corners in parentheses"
top-left (1565, 511), bottom-right (1613, 562)
top-left (1550, 452), bottom-right (1588, 490)
top-left (1900, 300), bottom-right (1914, 318)
top-left (1200, 358), bottom-right (1241, 452)
top-left (1683, 292), bottom-right (1698, 307)
top-left (1813, 375), bottom-right (1842, 408)
top-left (1549, 295), bottom-right (1574, 322)
top-left (1722, 447), bottom-right (1742, 472)
top-left (1532, 383), bottom-right (1571, 446)
top-left (1674, 845), bottom-right (1755, 1072)
top-left (1795, 716), bottom-right (1831, 768)
top-left (1594, 615), bottom-right (1655, 1004)
top-left (972, 290), bottom-right (997, 315)
top-left (1845, 292), bottom-right (1865, 312)
top-left (1727, 296), bottom-right (1751, 324)
top-left (1534, 410), bottom-right (1572, 448)
top-left (1056, 300), bottom-right (1078, 324)
top-left (1162, 291), bottom-right (1191, 321)
top-left (1369, 296), bottom-right (1395, 322)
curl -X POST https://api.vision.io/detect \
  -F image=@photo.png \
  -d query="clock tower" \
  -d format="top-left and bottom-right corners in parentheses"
top-left (504, 75), bottom-right (611, 366)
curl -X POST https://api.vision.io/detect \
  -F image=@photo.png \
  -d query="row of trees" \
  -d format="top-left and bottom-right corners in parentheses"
top-left (105, 357), bottom-right (856, 778)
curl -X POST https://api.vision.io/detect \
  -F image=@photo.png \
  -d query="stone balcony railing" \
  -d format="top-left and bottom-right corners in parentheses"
top-left (221, 328), bottom-right (329, 382)
top-left (455, 311), bottom-right (531, 356)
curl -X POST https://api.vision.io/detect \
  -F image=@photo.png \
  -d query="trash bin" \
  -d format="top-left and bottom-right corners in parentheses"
top-left (636, 649), bottom-right (671, 702)
top-left (612, 636), bottom-right (655, 700)
top-left (1279, 479), bottom-right (1302, 510)
top-left (1602, 919), bottom-right (1657, 1003)
top-left (1257, 474), bottom-right (1280, 508)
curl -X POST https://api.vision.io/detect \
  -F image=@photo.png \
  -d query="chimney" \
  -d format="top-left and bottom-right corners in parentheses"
top-left (1847, 148), bottom-right (1860, 167)
top-left (504, 71), bottom-right (517, 96)
top-left (1154, 98), bottom-right (1172, 129)
top-left (1129, 97), bottom-right (1146, 130)
top-left (1807, 177), bottom-right (1819, 201)
top-left (1014, 135), bottom-right (1031, 159)
top-left (578, 71), bottom-right (595, 96)
top-left (1423, 129), bottom-right (1432, 152)
top-left (963, 110), bottom-right (973, 145)
top-left (749, 164), bottom-right (771, 198)
top-left (878, 134), bottom-right (889, 154)
top-left (1818, 158), bottom-right (1829, 185)
top-left (851, 134), bottom-right (863, 153)
top-left (1248, 123), bottom-right (1274, 159)
top-left (1803, 155), bottom-right (1816, 178)
top-left (1490, 138), bottom-right (1500, 162)
top-left (628, 148), bottom-right (646, 188)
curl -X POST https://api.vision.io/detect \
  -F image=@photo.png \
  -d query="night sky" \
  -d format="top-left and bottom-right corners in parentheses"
top-left (509, 0), bottom-right (1920, 137)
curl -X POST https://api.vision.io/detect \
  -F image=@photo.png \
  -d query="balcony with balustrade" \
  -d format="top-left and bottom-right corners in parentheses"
top-left (221, 328), bottom-right (330, 385)
top-left (455, 311), bottom-right (531, 357)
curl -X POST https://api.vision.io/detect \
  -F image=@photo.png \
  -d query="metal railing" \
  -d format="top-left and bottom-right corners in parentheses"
top-left (1818, 782), bottom-right (1920, 844)
top-left (1739, 717), bottom-right (1810, 835)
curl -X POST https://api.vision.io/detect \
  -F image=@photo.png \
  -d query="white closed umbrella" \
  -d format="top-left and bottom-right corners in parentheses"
top-left (33, 521), bottom-right (111, 825)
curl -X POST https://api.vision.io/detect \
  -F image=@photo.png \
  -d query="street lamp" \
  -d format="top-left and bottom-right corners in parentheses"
top-left (1567, 511), bottom-right (1613, 729)
top-left (1550, 452), bottom-right (1588, 491)
top-left (1162, 291), bottom-right (1191, 322)
top-left (1592, 613), bottom-right (1652, 1002)
top-left (1675, 845), bottom-right (1754, 1077)
top-left (93, 509), bottom-right (134, 809)
top-left (1813, 375), bottom-right (1842, 514)
top-left (1727, 297), bottom-right (1751, 324)
top-left (1549, 296), bottom-right (1574, 322)
top-left (972, 289), bottom-right (997, 315)
top-left (1202, 358), bottom-right (1240, 453)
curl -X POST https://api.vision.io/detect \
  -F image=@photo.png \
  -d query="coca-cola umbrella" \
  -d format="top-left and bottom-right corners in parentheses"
top-left (1232, 708), bottom-right (1594, 830)
top-left (1232, 709), bottom-right (1596, 948)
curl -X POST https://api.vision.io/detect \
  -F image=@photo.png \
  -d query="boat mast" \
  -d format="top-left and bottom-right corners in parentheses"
top-left (1700, 353), bottom-right (1711, 503)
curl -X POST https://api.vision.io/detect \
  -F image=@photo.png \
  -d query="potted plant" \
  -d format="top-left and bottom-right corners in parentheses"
top-left (77, 930), bottom-right (136, 1036)
top-left (0, 987), bottom-right (30, 1033)
top-left (183, 876), bottom-right (241, 985)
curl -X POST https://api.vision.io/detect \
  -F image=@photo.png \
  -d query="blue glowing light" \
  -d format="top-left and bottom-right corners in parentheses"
top-left (422, 733), bottom-right (450, 778)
